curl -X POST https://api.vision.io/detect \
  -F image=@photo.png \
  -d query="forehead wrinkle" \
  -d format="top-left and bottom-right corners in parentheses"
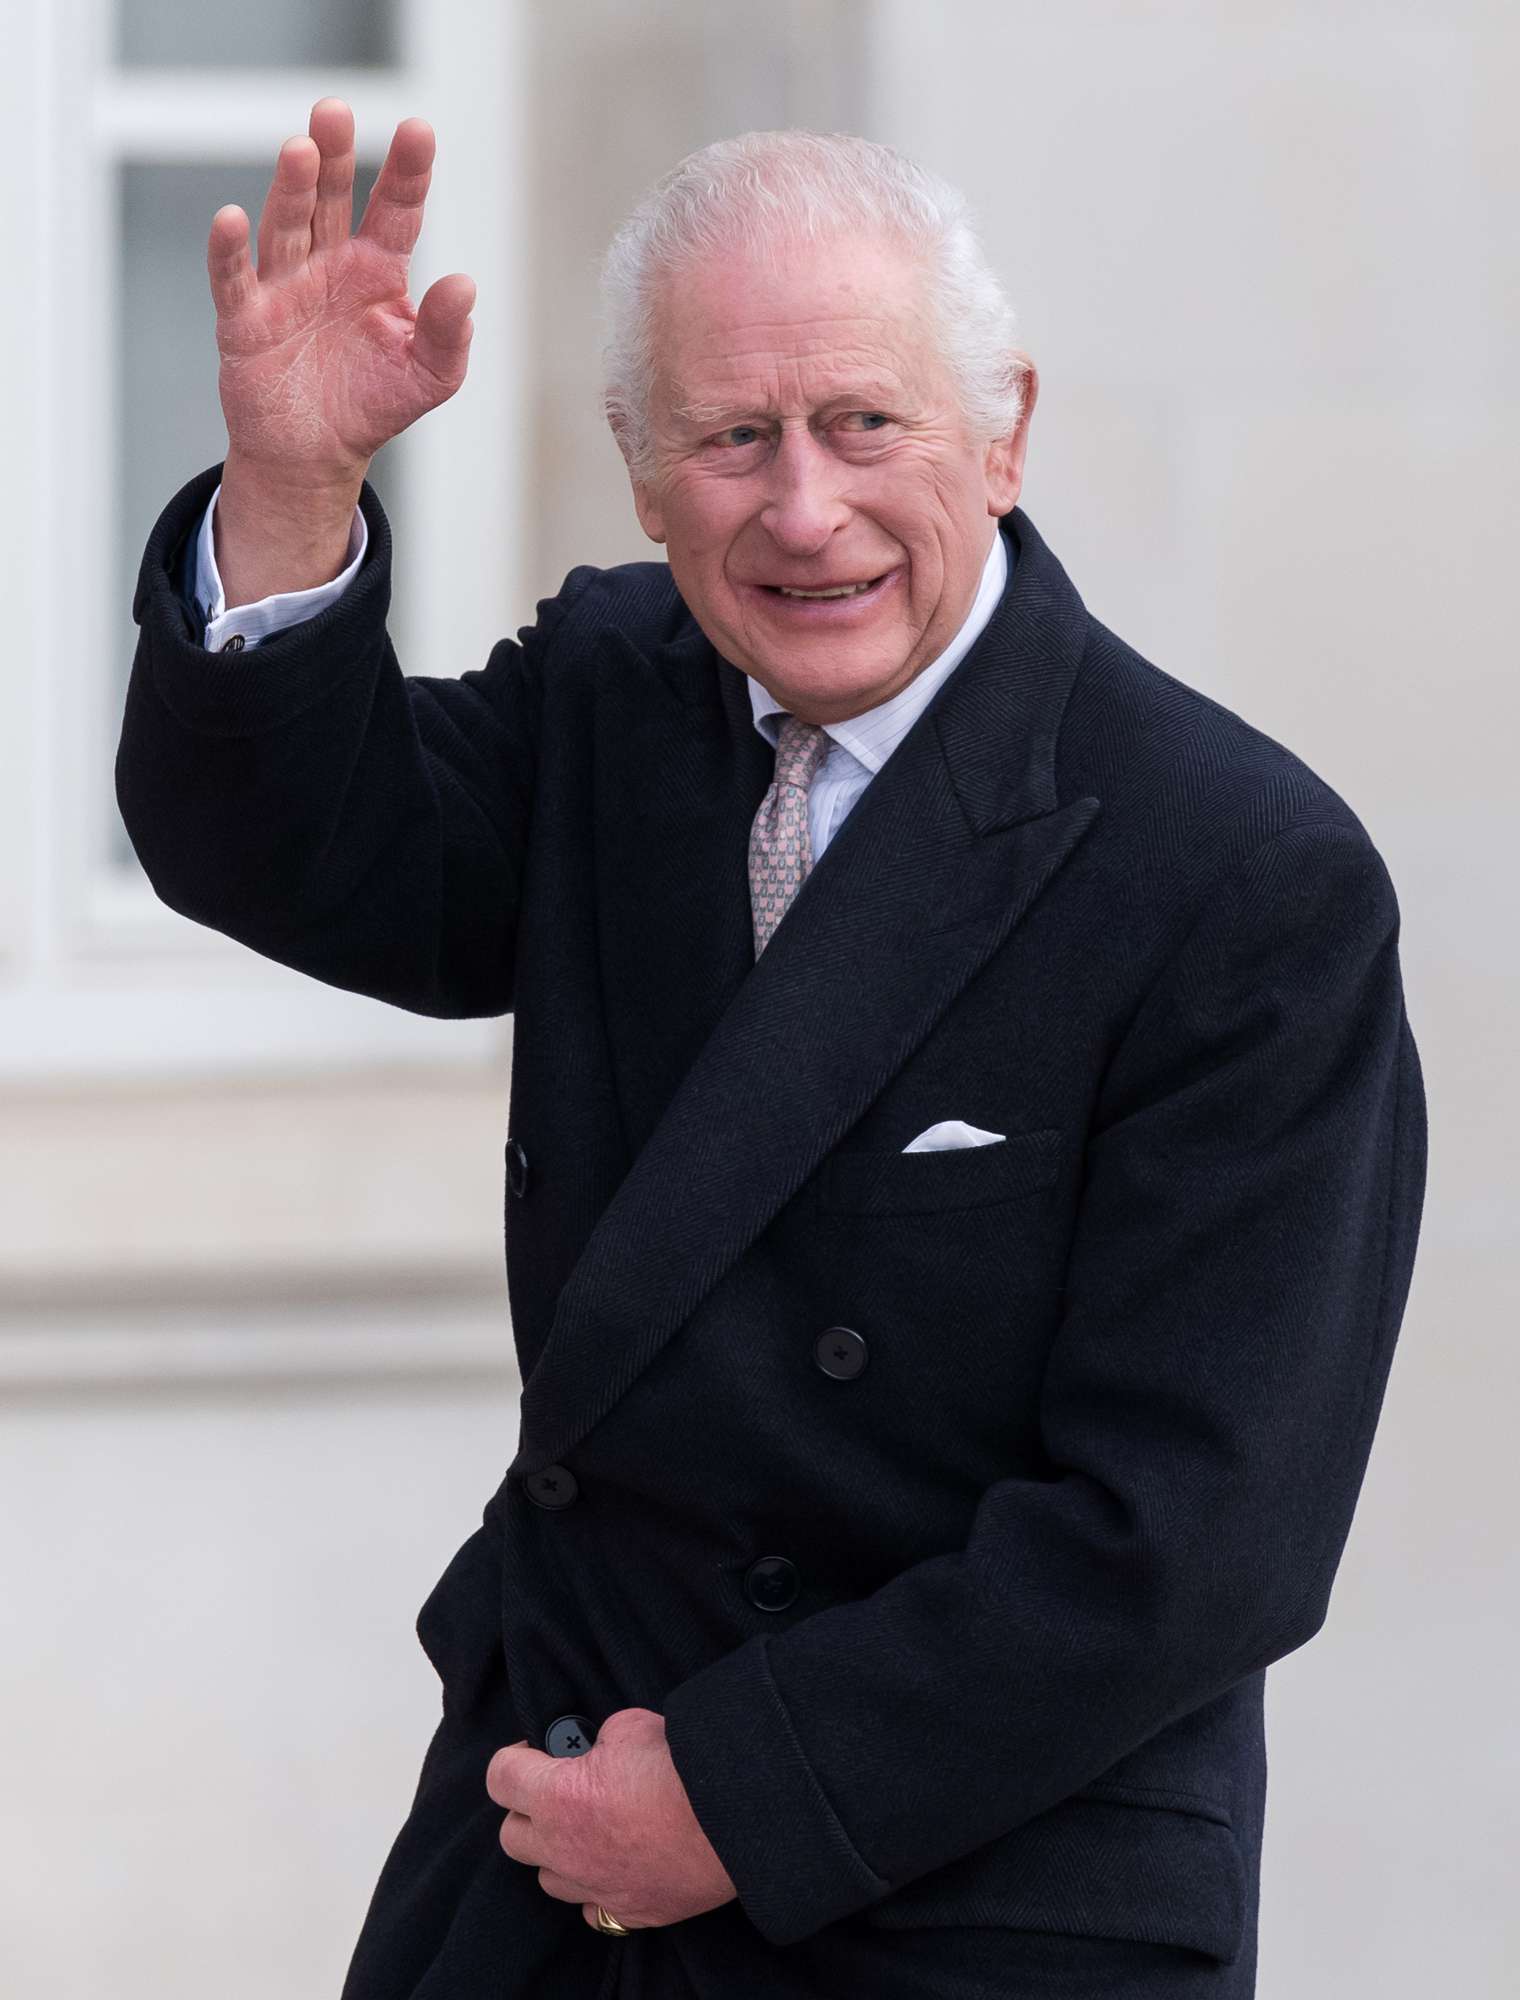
top-left (683, 320), bottom-right (915, 373)
top-left (646, 237), bottom-right (941, 409)
top-left (690, 305), bottom-right (907, 339)
top-left (665, 346), bottom-right (919, 431)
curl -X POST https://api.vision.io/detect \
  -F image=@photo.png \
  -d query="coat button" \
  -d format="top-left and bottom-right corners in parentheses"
top-left (744, 1555), bottom-right (799, 1611)
top-left (525, 1464), bottom-right (578, 1509)
top-left (506, 1138), bottom-right (530, 1198)
top-left (545, 1713), bottom-right (596, 1757)
top-left (813, 1325), bottom-right (867, 1380)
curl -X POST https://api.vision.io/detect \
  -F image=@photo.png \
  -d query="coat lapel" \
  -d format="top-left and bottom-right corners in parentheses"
top-left (512, 512), bottom-right (1101, 1476)
top-left (589, 621), bottom-right (775, 1173)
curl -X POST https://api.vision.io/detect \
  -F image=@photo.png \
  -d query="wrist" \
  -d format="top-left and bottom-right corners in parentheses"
top-left (221, 442), bottom-right (370, 503)
top-left (215, 449), bottom-right (368, 609)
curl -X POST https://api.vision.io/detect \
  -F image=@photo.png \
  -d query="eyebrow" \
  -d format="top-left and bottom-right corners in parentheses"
top-left (669, 388), bottom-right (906, 432)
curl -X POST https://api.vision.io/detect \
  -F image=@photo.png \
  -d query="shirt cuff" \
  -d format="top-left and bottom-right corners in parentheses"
top-left (193, 482), bottom-right (368, 653)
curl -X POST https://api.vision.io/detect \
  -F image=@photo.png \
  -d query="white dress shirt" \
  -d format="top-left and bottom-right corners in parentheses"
top-left (194, 483), bottom-right (369, 653)
top-left (191, 491), bottom-right (1009, 861)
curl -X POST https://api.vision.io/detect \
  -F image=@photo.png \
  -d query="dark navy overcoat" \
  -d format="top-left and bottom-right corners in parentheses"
top-left (117, 465), bottom-right (1428, 2000)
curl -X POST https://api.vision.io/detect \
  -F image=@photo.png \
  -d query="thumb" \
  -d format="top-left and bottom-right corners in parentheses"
top-left (413, 271), bottom-right (476, 392)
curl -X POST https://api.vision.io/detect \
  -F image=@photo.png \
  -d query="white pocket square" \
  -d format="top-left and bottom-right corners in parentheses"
top-left (901, 1120), bottom-right (1007, 1154)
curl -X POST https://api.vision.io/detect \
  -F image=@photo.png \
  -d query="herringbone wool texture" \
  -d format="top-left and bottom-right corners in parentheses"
top-left (749, 713), bottom-right (830, 956)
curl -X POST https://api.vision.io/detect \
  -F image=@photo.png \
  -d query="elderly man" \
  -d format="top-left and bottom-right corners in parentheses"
top-left (117, 100), bottom-right (1426, 2000)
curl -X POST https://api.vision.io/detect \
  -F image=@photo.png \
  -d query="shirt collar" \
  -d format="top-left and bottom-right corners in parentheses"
top-left (745, 527), bottom-right (1010, 774)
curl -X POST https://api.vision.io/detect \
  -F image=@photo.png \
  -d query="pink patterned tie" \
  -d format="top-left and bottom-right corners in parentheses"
top-left (749, 712), bottom-right (830, 956)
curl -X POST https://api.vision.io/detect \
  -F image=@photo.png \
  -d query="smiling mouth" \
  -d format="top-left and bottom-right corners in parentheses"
top-left (762, 573), bottom-right (889, 600)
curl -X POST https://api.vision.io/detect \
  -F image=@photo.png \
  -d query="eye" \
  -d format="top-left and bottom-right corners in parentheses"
top-left (839, 411), bottom-right (894, 432)
top-left (712, 423), bottom-right (766, 448)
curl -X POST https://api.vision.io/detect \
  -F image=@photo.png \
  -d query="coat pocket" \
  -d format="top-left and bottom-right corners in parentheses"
top-left (818, 1126), bottom-right (1061, 1216)
top-left (861, 1792), bottom-right (1247, 1965)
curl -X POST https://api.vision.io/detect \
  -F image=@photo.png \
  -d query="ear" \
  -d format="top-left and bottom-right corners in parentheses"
top-left (607, 404), bottom-right (668, 544)
top-left (631, 478), bottom-right (667, 545)
top-left (983, 353), bottom-right (1039, 517)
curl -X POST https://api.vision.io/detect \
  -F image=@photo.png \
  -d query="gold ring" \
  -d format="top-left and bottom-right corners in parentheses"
top-left (594, 1905), bottom-right (633, 1936)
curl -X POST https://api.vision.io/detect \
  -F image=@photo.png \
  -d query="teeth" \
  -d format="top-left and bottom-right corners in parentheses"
top-left (777, 581), bottom-right (874, 598)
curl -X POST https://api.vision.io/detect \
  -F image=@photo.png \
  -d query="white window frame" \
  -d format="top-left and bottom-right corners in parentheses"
top-left (2, 0), bottom-right (525, 1081)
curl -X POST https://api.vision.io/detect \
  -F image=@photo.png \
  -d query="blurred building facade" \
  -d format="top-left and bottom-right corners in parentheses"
top-left (1, 2), bottom-right (1510, 1994)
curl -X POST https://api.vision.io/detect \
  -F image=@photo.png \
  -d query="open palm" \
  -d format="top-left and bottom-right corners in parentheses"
top-left (209, 98), bottom-right (475, 480)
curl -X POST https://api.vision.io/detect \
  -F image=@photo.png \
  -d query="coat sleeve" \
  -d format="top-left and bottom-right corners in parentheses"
top-left (115, 461), bottom-right (599, 1019)
top-left (660, 812), bottom-right (1429, 1946)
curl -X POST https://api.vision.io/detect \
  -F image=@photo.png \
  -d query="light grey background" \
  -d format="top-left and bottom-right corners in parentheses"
top-left (118, 0), bottom-right (397, 68)
top-left (3, 2), bottom-right (1513, 1994)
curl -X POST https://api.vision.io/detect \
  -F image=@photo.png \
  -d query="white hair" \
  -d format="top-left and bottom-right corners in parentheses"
top-left (600, 129), bottom-right (1025, 484)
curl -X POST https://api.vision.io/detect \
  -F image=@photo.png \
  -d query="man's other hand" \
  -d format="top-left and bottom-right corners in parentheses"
top-left (486, 1708), bottom-right (740, 1932)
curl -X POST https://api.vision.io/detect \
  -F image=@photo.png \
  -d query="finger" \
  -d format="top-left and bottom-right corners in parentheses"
top-left (484, 1737), bottom-right (530, 1808)
top-left (308, 97), bottom-right (356, 253)
top-left (581, 1900), bottom-right (648, 1930)
top-left (497, 1808), bottom-right (539, 1864)
top-left (256, 135), bottom-right (320, 280)
top-left (532, 1870), bottom-right (602, 1906)
top-left (207, 205), bottom-right (257, 319)
top-left (356, 116), bottom-right (435, 260)
top-left (412, 272), bottom-right (476, 393)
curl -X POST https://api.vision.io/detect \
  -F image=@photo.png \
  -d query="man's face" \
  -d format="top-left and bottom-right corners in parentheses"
top-left (626, 231), bottom-right (1036, 725)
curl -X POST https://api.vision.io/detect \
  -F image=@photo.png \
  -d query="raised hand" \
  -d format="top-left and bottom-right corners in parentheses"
top-left (209, 97), bottom-right (475, 483)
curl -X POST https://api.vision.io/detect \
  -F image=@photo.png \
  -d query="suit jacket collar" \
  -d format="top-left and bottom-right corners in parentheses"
top-left (511, 508), bottom-right (1101, 1476)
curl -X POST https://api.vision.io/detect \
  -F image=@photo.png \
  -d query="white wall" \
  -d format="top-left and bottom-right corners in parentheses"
top-left (0, 1338), bottom-right (517, 1997)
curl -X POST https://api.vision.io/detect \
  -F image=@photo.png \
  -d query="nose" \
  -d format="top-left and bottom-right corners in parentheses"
top-left (759, 426), bottom-right (851, 557)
